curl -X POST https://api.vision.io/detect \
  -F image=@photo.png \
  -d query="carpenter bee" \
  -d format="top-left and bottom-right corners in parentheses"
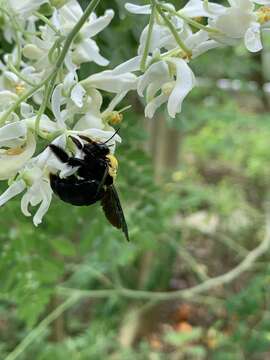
top-left (49, 132), bottom-right (129, 241)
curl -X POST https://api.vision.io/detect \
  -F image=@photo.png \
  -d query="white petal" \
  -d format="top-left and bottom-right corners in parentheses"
top-left (21, 192), bottom-right (32, 216)
top-left (21, 102), bottom-right (34, 119)
top-left (0, 180), bottom-right (26, 206)
top-left (82, 71), bottom-right (137, 93)
top-left (0, 131), bottom-right (36, 180)
top-left (180, 0), bottom-right (212, 17)
top-left (33, 181), bottom-right (52, 226)
top-left (203, 0), bottom-right (226, 15)
top-left (52, 84), bottom-right (65, 128)
top-left (4, 71), bottom-right (18, 84)
top-left (214, 7), bottom-right (256, 38)
top-left (59, 0), bottom-right (82, 33)
top-left (8, 0), bottom-right (47, 15)
top-left (138, 24), bottom-right (177, 55)
top-left (64, 51), bottom-right (78, 74)
top-left (70, 128), bottom-right (121, 144)
top-left (244, 23), bottom-right (263, 52)
top-left (145, 93), bottom-right (169, 118)
top-left (230, 0), bottom-right (254, 10)
top-left (71, 83), bottom-right (86, 108)
top-left (83, 9), bottom-right (114, 37)
top-left (125, 3), bottom-right (151, 14)
top-left (0, 121), bottom-right (27, 148)
top-left (137, 61), bottom-right (170, 96)
top-left (167, 59), bottom-right (196, 118)
top-left (63, 72), bottom-right (76, 92)
top-left (74, 113), bottom-right (104, 131)
top-left (105, 92), bottom-right (128, 113)
top-left (146, 81), bottom-right (164, 100)
top-left (0, 91), bottom-right (18, 110)
top-left (112, 56), bottom-right (142, 74)
top-left (24, 114), bottom-right (59, 134)
top-left (88, 88), bottom-right (103, 111)
top-left (52, 9), bottom-right (61, 30)
top-left (73, 39), bottom-right (109, 66)
top-left (186, 31), bottom-right (222, 58)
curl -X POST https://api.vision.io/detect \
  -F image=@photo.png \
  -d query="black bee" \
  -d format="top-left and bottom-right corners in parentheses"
top-left (49, 132), bottom-right (129, 241)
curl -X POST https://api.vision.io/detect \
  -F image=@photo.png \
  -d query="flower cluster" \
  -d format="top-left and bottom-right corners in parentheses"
top-left (0, 0), bottom-right (269, 225)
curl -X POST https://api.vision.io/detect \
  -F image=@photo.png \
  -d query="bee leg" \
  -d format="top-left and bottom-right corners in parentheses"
top-left (49, 144), bottom-right (84, 167)
top-left (49, 144), bottom-right (70, 163)
top-left (68, 157), bottom-right (85, 167)
top-left (79, 135), bottom-right (93, 143)
top-left (69, 136), bottom-right (83, 150)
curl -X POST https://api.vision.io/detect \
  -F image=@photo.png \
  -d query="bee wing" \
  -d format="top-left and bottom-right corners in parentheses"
top-left (101, 185), bottom-right (129, 241)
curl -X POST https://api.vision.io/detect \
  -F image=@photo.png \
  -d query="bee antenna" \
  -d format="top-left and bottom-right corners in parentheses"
top-left (103, 128), bottom-right (120, 145)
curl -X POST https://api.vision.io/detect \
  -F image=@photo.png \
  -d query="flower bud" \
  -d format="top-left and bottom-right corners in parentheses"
top-left (50, 0), bottom-right (69, 8)
top-left (23, 44), bottom-right (44, 60)
top-left (39, 3), bottom-right (53, 16)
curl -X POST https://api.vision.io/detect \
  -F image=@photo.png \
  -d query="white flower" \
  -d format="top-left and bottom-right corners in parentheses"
top-left (3, 67), bottom-right (42, 96)
top-left (185, 30), bottom-right (222, 59)
top-left (203, 0), bottom-right (270, 52)
top-left (0, 91), bottom-right (18, 119)
top-left (0, 125), bottom-right (36, 180)
top-left (180, 0), bottom-right (225, 17)
top-left (22, 10), bottom-right (62, 72)
top-left (0, 164), bottom-right (52, 226)
top-left (59, 1), bottom-right (114, 66)
top-left (74, 88), bottom-right (127, 132)
top-left (138, 58), bottom-right (195, 118)
top-left (81, 61), bottom-right (138, 94)
top-left (125, 3), bottom-right (152, 15)
top-left (7, 0), bottom-right (47, 16)
top-left (20, 166), bottom-right (52, 226)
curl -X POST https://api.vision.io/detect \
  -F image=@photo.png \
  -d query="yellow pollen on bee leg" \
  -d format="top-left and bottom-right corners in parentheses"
top-left (106, 154), bottom-right (118, 179)
top-left (258, 6), bottom-right (270, 24)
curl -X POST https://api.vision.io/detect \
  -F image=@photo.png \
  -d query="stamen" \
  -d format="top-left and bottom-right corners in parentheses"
top-left (15, 83), bottom-right (25, 95)
top-left (258, 6), bottom-right (270, 24)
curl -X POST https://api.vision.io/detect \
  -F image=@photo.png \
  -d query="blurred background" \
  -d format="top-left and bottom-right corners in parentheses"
top-left (1, 0), bottom-right (270, 359)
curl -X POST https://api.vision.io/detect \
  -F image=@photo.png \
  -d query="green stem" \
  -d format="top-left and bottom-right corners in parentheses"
top-left (156, 4), bottom-right (192, 57)
top-left (7, 59), bottom-right (37, 87)
top-left (0, 76), bottom-right (51, 126)
top-left (140, 1), bottom-right (156, 72)
top-left (54, 0), bottom-right (102, 73)
top-left (34, 11), bottom-right (61, 35)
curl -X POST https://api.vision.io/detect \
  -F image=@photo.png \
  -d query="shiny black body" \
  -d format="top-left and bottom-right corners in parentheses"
top-left (49, 136), bottom-right (129, 241)
top-left (50, 175), bottom-right (105, 206)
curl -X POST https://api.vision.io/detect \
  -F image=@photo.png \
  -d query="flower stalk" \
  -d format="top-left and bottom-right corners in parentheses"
top-left (155, 3), bottom-right (192, 58)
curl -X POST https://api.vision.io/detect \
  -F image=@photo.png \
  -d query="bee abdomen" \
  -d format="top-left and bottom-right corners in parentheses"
top-left (50, 174), bottom-right (105, 206)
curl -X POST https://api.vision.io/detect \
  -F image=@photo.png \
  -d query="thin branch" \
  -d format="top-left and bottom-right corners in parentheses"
top-left (61, 216), bottom-right (270, 302)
